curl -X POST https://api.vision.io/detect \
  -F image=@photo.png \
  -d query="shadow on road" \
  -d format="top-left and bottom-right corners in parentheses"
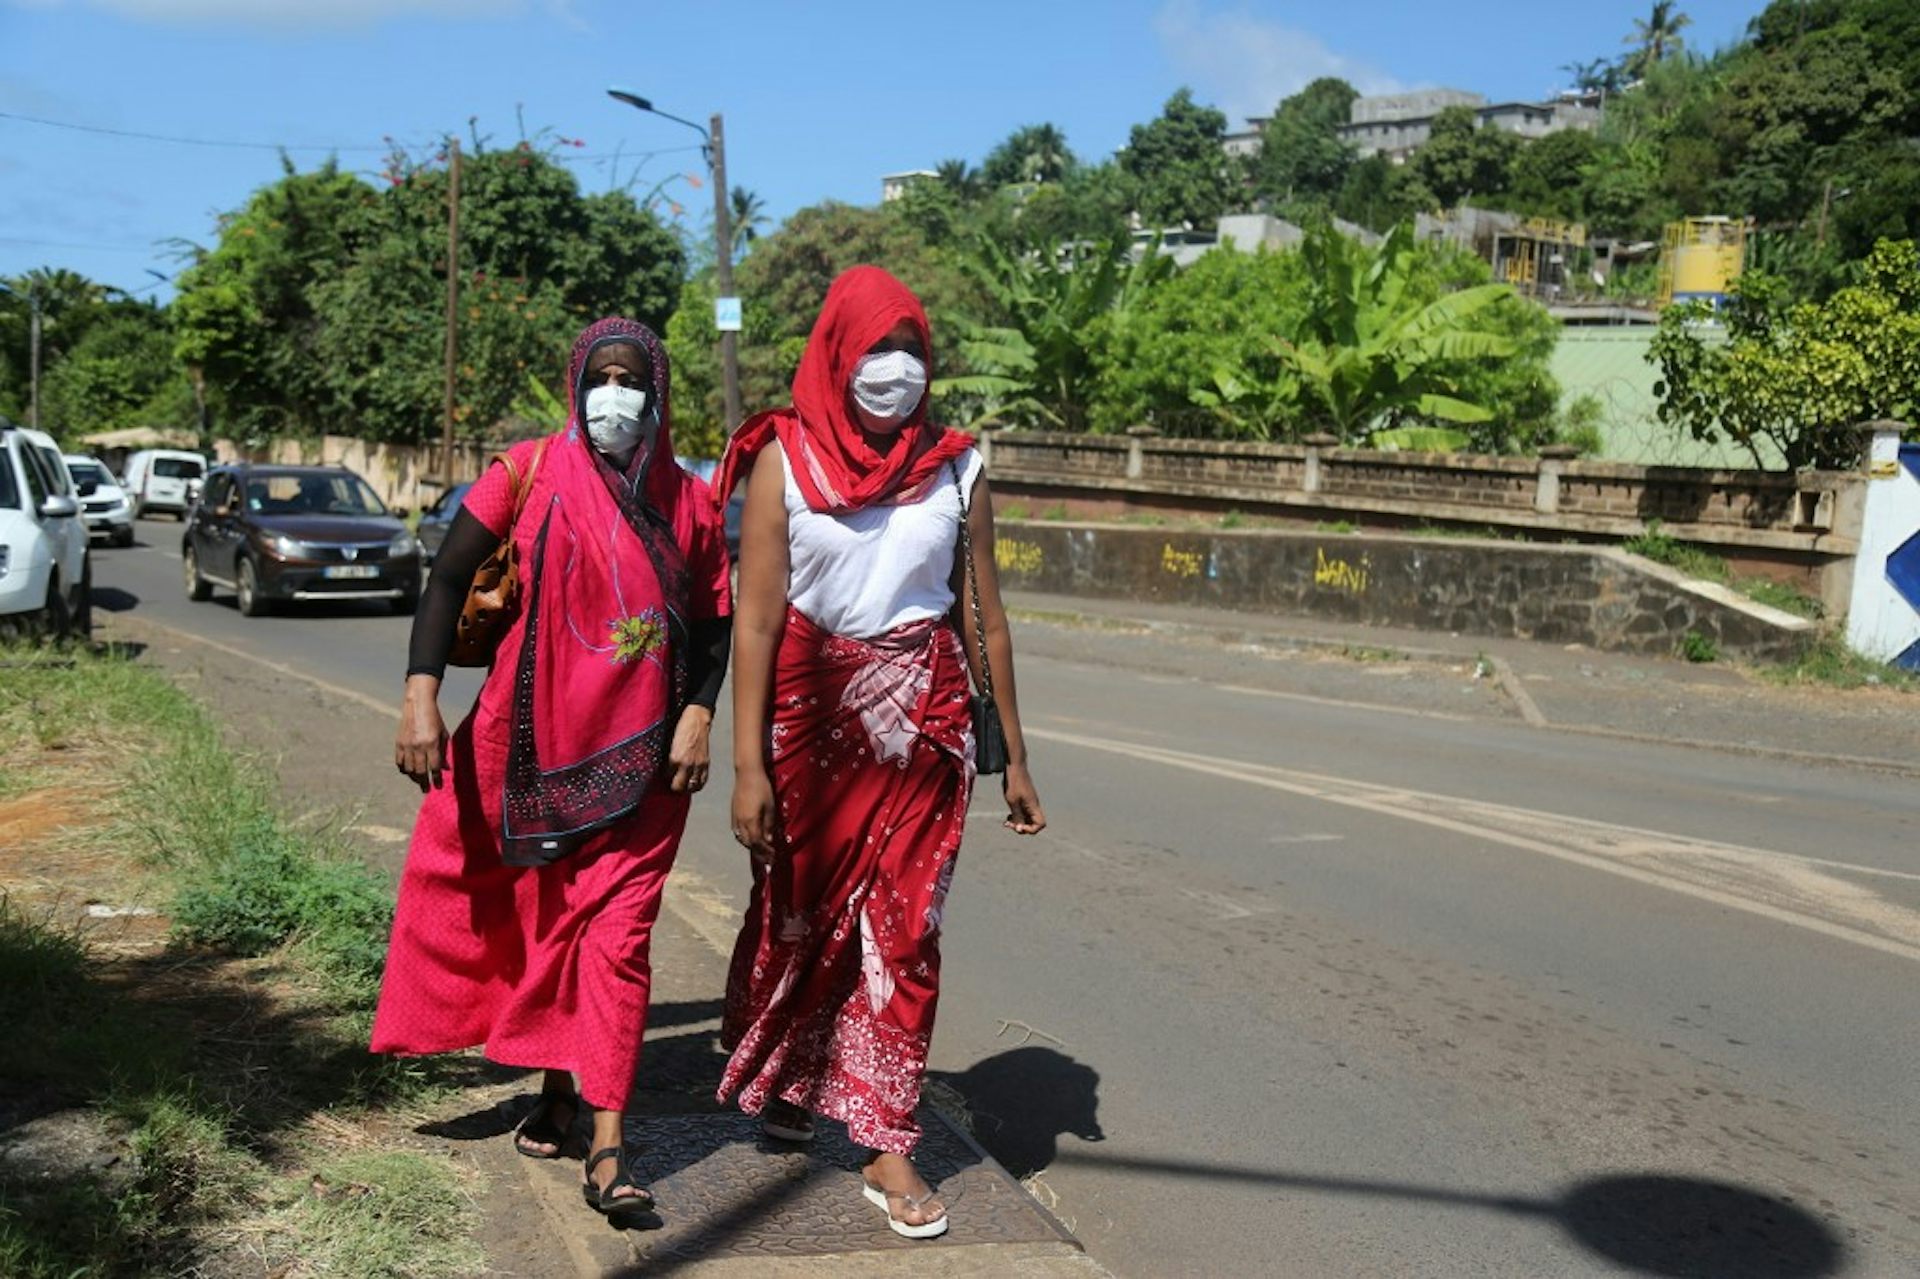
top-left (932, 1045), bottom-right (1105, 1178)
top-left (89, 586), bottom-right (139, 613)
top-left (1051, 1149), bottom-right (1846, 1278)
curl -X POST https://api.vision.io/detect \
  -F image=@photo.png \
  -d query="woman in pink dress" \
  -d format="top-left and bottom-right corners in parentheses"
top-left (374, 316), bottom-right (732, 1222)
top-left (713, 266), bottom-right (1046, 1239)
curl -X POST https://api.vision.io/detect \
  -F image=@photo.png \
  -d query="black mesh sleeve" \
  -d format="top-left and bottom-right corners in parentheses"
top-left (685, 615), bottom-right (733, 711)
top-left (405, 509), bottom-right (500, 680)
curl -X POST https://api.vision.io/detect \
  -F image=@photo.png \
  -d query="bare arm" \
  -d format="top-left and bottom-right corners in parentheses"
top-left (729, 446), bottom-right (792, 860)
top-left (953, 470), bottom-right (1046, 834)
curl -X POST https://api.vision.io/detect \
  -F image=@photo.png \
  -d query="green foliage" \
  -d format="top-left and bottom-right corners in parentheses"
top-left (1763, 632), bottom-right (1918, 689)
top-left (174, 142), bottom-right (682, 447)
top-left (1275, 222), bottom-right (1526, 441)
top-left (1252, 78), bottom-right (1358, 205)
top-left (981, 123), bottom-right (1078, 187)
top-left (1555, 392), bottom-right (1607, 455)
top-left (1333, 155), bottom-right (1438, 235)
top-left (1411, 107), bottom-right (1520, 208)
top-left (1651, 238), bottom-right (1920, 469)
top-left (1624, 1), bottom-right (1693, 79)
top-left (280, 1152), bottom-right (483, 1279)
top-left (1741, 578), bottom-right (1825, 619)
top-left (1678, 629), bottom-right (1719, 662)
top-left (1623, 518), bottom-right (1730, 581)
top-left (1119, 89), bottom-right (1239, 230)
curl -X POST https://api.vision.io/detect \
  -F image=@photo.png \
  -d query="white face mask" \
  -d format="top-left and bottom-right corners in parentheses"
top-left (849, 349), bottom-right (927, 433)
top-left (584, 384), bottom-right (653, 459)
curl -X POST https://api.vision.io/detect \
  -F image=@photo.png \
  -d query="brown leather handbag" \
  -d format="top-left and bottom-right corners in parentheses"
top-left (448, 438), bottom-right (550, 668)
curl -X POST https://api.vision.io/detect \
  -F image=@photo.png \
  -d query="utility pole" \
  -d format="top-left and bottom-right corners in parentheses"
top-left (441, 137), bottom-right (462, 486)
top-left (27, 286), bottom-right (41, 431)
top-left (1814, 177), bottom-right (1833, 250)
top-left (710, 114), bottom-right (742, 434)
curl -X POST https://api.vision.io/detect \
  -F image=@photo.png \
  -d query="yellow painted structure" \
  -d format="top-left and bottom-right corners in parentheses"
top-left (1658, 217), bottom-right (1749, 308)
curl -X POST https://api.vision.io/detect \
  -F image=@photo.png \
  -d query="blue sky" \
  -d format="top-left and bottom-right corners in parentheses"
top-left (2, 0), bottom-right (1766, 298)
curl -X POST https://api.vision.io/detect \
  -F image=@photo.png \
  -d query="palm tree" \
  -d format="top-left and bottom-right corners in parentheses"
top-left (935, 158), bottom-right (982, 202)
top-left (1624, 2), bottom-right (1690, 79)
top-left (1019, 123), bottom-right (1075, 184)
top-left (729, 186), bottom-right (768, 256)
top-left (1274, 222), bottom-right (1517, 441)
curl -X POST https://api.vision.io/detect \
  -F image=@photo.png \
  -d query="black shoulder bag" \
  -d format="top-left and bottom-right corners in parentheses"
top-left (951, 462), bottom-right (1009, 776)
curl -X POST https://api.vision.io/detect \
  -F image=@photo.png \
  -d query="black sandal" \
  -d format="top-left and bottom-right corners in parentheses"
top-left (581, 1145), bottom-right (655, 1219)
top-left (513, 1092), bottom-right (577, 1160)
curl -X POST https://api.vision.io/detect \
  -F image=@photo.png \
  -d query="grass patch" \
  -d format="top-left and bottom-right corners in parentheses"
top-left (1623, 520), bottom-right (1730, 583)
top-left (279, 1151), bottom-right (483, 1279)
top-left (1039, 502), bottom-right (1069, 521)
top-left (998, 502), bottom-right (1030, 520)
top-left (1761, 634), bottom-right (1919, 690)
top-left (1677, 630), bottom-right (1719, 663)
top-left (1739, 578), bottom-right (1825, 620)
top-left (0, 644), bottom-right (476, 1275)
top-left (1315, 519), bottom-right (1358, 534)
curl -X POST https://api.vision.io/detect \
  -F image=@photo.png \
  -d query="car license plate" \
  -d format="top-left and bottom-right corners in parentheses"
top-left (323, 565), bottom-right (380, 580)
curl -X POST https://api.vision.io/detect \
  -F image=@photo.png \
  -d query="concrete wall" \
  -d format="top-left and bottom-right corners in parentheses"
top-left (213, 433), bottom-right (505, 513)
top-left (991, 521), bottom-right (1815, 662)
top-left (982, 431), bottom-right (1865, 611)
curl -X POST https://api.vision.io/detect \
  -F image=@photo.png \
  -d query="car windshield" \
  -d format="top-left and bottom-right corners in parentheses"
top-left (68, 460), bottom-right (112, 487)
top-left (245, 472), bottom-right (387, 517)
top-left (154, 457), bottom-right (205, 479)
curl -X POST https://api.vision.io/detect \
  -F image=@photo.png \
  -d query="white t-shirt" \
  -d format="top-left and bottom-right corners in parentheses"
top-left (781, 442), bottom-right (983, 639)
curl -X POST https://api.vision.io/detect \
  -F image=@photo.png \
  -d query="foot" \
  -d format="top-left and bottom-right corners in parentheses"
top-left (513, 1090), bottom-right (578, 1159)
top-left (762, 1098), bottom-right (815, 1142)
top-left (862, 1152), bottom-right (947, 1238)
top-left (582, 1145), bottom-right (654, 1217)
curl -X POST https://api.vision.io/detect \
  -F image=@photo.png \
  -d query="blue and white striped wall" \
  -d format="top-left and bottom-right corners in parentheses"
top-left (1847, 426), bottom-right (1920, 671)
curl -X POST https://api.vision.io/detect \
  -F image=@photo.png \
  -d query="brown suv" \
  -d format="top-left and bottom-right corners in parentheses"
top-left (182, 463), bottom-right (422, 616)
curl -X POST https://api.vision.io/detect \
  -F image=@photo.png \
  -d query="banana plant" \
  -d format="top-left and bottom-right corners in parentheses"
top-left (1276, 221), bottom-right (1516, 441)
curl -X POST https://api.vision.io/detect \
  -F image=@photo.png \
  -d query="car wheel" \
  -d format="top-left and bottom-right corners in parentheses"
top-left (39, 574), bottom-right (71, 644)
top-left (184, 545), bottom-right (213, 601)
top-left (236, 557), bottom-right (269, 617)
top-left (115, 525), bottom-right (135, 547)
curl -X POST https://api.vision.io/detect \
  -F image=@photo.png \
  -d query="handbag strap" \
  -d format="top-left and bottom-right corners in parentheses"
top-left (484, 436), bottom-right (551, 532)
top-left (949, 460), bottom-right (995, 702)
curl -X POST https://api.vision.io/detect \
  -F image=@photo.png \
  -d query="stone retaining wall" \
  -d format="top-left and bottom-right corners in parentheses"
top-left (991, 521), bottom-right (1814, 662)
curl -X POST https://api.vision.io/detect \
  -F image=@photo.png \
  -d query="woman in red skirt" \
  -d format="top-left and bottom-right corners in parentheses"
top-left (713, 266), bottom-right (1046, 1239)
top-left (374, 317), bottom-right (732, 1221)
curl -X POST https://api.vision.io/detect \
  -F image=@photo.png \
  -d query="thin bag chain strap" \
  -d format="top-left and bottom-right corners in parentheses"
top-left (949, 460), bottom-right (995, 701)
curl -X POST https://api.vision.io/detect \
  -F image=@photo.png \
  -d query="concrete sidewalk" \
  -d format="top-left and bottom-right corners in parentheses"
top-left (1005, 589), bottom-right (1920, 776)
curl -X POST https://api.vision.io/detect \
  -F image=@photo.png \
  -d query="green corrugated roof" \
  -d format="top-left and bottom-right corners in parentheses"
top-left (1550, 326), bottom-right (1781, 468)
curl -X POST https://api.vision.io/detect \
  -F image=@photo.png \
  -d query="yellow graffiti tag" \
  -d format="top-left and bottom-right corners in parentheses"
top-left (1162, 543), bottom-right (1204, 578)
top-left (996, 538), bottom-right (1044, 575)
top-left (1313, 546), bottom-right (1370, 595)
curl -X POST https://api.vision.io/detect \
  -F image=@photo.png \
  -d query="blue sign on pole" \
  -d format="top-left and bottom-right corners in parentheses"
top-left (715, 297), bottom-right (742, 332)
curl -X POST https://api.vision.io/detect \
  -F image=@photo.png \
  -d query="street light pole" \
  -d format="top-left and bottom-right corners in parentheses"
top-left (708, 113), bottom-right (742, 434)
top-left (607, 89), bottom-right (743, 435)
top-left (2, 280), bottom-right (43, 430)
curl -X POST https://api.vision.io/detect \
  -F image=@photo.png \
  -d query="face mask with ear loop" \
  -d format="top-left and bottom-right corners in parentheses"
top-left (849, 349), bottom-right (928, 433)
top-left (583, 384), bottom-right (657, 461)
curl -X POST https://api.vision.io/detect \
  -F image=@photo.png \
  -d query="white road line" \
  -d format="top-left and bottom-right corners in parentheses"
top-left (1211, 683), bottom-right (1481, 724)
top-left (114, 614), bottom-right (394, 719)
top-left (1029, 724), bottom-right (1920, 965)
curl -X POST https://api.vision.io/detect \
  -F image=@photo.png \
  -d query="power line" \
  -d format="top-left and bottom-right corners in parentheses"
top-left (0, 236), bottom-right (165, 254)
top-left (0, 109), bottom-right (388, 152)
top-left (0, 110), bottom-right (706, 166)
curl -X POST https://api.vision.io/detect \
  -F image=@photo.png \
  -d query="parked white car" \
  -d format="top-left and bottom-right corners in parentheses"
top-left (1, 421), bottom-right (91, 639)
top-left (122, 447), bottom-right (207, 520)
top-left (64, 454), bottom-right (136, 547)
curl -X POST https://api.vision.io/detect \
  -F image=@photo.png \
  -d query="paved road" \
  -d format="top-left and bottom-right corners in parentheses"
top-left (97, 519), bottom-right (1920, 1277)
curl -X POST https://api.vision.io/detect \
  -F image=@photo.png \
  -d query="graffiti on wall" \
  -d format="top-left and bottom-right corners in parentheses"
top-left (1314, 546), bottom-right (1371, 595)
top-left (1161, 543), bottom-right (1205, 578)
top-left (996, 538), bottom-right (1045, 576)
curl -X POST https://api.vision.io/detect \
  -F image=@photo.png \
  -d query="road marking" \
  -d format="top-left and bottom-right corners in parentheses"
top-left (113, 615), bottom-right (394, 719)
top-left (1268, 832), bottom-right (1345, 846)
top-left (1028, 725), bottom-right (1920, 965)
top-left (1211, 683), bottom-right (1481, 724)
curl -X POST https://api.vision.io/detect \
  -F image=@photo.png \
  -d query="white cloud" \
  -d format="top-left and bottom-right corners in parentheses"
top-left (1153, 0), bottom-right (1405, 127)
top-left (4, 0), bottom-right (553, 30)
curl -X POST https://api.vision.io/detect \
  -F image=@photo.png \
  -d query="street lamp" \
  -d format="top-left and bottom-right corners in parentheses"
top-left (0, 279), bottom-right (42, 431)
top-left (608, 87), bottom-right (742, 437)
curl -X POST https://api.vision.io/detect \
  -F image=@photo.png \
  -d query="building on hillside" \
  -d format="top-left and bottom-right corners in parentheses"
top-left (1335, 90), bottom-right (1600, 162)
top-left (1222, 125), bottom-right (1264, 160)
top-left (880, 170), bottom-right (939, 202)
top-left (1127, 213), bottom-right (1380, 267)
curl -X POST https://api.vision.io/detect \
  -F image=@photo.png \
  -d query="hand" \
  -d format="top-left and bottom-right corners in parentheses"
top-left (1001, 763), bottom-right (1046, 835)
top-left (668, 705), bottom-right (714, 794)
top-left (395, 679), bottom-right (448, 792)
top-left (731, 767), bottom-right (779, 866)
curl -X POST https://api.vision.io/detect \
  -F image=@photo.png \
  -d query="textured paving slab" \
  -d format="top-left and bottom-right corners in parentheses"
top-left (614, 1112), bottom-right (1076, 1266)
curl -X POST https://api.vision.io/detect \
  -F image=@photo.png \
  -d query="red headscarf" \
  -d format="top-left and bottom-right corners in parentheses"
top-left (714, 265), bottom-right (973, 515)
